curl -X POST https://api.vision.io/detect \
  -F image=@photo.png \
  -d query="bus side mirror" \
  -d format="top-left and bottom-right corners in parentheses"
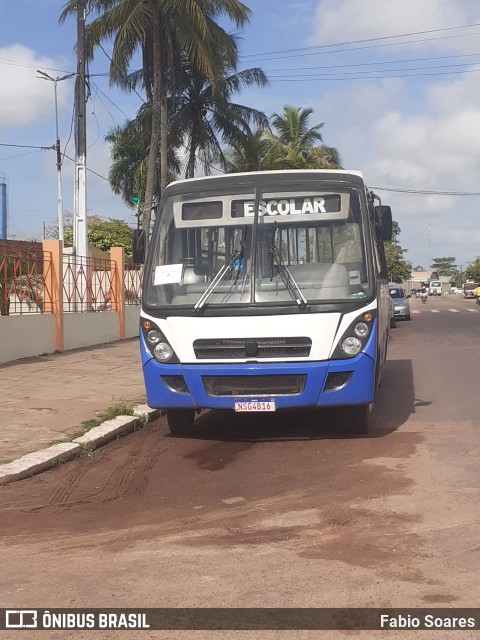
top-left (379, 206), bottom-right (392, 242)
top-left (132, 229), bottom-right (145, 264)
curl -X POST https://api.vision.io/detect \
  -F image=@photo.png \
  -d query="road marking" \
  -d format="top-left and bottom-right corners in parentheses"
top-left (412, 307), bottom-right (478, 313)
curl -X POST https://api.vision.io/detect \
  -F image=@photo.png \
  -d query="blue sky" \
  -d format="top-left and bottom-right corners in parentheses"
top-left (2, 0), bottom-right (480, 270)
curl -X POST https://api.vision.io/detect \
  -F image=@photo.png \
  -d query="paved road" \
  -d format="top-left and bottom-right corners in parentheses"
top-left (1, 294), bottom-right (479, 639)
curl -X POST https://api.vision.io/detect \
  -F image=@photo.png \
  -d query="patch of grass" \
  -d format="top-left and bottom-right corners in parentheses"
top-left (67, 400), bottom-right (136, 441)
top-left (79, 442), bottom-right (94, 457)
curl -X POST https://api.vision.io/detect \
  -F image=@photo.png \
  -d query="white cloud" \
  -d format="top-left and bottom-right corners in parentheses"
top-left (310, 0), bottom-right (478, 53)
top-left (0, 45), bottom-right (71, 130)
top-left (310, 52), bottom-right (480, 266)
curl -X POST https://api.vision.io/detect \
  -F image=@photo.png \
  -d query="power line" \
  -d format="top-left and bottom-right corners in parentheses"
top-left (241, 22), bottom-right (480, 59)
top-left (97, 43), bottom-right (147, 106)
top-left (242, 32), bottom-right (480, 63)
top-left (372, 185), bottom-right (480, 196)
top-left (0, 143), bottom-right (54, 150)
top-left (0, 149), bottom-right (46, 161)
top-left (264, 52), bottom-right (480, 73)
top-left (268, 61), bottom-right (480, 78)
top-left (268, 68), bottom-right (480, 81)
top-left (0, 57), bottom-right (75, 75)
top-left (62, 152), bottom-right (111, 183)
top-left (89, 78), bottom-right (130, 121)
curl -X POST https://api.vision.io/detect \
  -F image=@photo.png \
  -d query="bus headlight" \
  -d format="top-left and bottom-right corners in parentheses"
top-left (141, 317), bottom-right (179, 363)
top-left (147, 329), bottom-right (161, 344)
top-left (332, 312), bottom-right (376, 360)
top-left (354, 322), bottom-right (369, 338)
top-left (341, 336), bottom-right (362, 355)
top-left (154, 342), bottom-right (174, 362)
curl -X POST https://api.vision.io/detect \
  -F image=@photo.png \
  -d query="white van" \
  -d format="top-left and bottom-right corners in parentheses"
top-left (429, 280), bottom-right (442, 296)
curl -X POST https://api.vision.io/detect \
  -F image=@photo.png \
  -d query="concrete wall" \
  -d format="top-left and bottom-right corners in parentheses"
top-left (0, 244), bottom-right (142, 365)
top-left (126, 306), bottom-right (140, 338)
top-left (64, 312), bottom-right (120, 351)
top-left (0, 314), bottom-right (56, 364)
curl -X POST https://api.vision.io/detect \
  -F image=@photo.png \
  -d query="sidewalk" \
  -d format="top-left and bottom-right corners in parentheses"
top-left (0, 339), bottom-right (147, 466)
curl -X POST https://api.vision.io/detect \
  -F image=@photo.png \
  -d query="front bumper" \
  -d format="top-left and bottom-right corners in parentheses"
top-left (393, 306), bottom-right (409, 318)
top-left (141, 348), bottom-right (376, 411)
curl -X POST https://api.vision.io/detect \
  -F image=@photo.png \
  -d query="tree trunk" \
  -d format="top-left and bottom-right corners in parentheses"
top-left (142, 2), bottom-right (162, 254)
top-left (159, 59), bottom-right (168, 194)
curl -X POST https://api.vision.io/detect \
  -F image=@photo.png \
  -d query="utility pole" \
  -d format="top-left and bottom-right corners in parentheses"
top-left (74, 0), bottom-right (88, 258)
top-left (428, 222), bottom-right (431, 268)
top-left (36, 70), bottom-right (75, 244)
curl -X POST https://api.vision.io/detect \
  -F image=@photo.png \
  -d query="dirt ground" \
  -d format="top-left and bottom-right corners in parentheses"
top-left (1, 296), bottom-right (479, 639)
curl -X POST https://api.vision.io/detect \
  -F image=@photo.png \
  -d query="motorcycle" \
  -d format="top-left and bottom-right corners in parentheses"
top-left (421, 292), bottom-right (428, 304)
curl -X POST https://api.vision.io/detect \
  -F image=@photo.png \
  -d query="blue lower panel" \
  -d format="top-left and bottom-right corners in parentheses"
top-left (142, 352), bottom-right (376, 411)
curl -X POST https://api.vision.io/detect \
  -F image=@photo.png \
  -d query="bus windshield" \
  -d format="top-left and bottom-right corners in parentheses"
top-left (144, 177), bottom-right (371, 311)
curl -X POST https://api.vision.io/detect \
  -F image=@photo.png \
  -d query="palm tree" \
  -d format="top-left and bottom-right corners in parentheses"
top-left (225, 129), bottom-right (274, 172)
top-left (105, 105), bottom-right (182, 206)
top-left (224, 106), bottom-right (342, 172)
top-left (264, 106), bottom-right (324, 169)
top-left (60, 0), bottom-right (252, 246)
top-left (308, 145), bottom-right (342, 170)
top-left (171, 61), bottom-right (269, 178)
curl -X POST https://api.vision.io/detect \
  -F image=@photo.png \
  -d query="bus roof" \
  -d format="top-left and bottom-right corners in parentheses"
top-left (163, 170), bottom-right (368, 197)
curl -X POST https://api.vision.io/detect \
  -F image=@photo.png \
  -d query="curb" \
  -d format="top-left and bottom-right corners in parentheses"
top-left (0, 404), bottom-right (163, 486)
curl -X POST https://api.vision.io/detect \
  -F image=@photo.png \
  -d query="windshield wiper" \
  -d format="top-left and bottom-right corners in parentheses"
top-left (270, 228), bottom-right (308, 310)
top-left (194, 228), bottom-right (246, 312)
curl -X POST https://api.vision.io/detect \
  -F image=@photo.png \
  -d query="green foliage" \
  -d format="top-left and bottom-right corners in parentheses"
top-left (68, 401), bottom-right (136, 441)
top-left (430, 257), bottom-right (458, 277)
top-left (61, 0), bottom-right (254, 244)
top-left (384, 221), bottom-right (412, 283)
top-left (464, 259), bottom-right (480, 283)
top-left (171, 62), bottom-right (270, 178)
top-left (225, 106), bottom-right (342, 172)
top-left (48, 214), bottom-right (134, 257)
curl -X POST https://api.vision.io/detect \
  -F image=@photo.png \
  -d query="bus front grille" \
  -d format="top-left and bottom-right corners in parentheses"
top-left (193, 337), bottom-right (311, 359)
top-left (203, 374), bottom-right (307, 397)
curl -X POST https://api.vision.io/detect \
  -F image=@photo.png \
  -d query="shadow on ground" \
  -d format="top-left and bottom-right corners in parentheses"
top-left (167, 358), bottom-right (416, 443)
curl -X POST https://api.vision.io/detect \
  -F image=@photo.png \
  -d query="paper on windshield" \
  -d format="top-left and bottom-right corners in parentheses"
top-left (154, 264), bottom-right (183, 285)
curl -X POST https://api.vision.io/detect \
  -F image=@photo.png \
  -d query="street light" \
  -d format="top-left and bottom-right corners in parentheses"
top-left (36, 70), bottom-right (75, 244)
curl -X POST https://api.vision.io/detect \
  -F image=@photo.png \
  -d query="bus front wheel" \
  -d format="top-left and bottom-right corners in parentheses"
top-left (166, 408), bottom-right (195, 436)
top-left (345, 404), bottom-right (370, 435)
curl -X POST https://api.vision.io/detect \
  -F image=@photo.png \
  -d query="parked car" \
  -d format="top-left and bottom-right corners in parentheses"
top-left (389, 284), bottom-right (411, 321)
top-left (453, 287), bottom-right (464, 295)
top-left (389, 295), bottom-right (396, 328)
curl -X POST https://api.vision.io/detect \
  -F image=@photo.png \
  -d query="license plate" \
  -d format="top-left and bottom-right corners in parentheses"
top-left (234, 398), bottom-right (276, 412)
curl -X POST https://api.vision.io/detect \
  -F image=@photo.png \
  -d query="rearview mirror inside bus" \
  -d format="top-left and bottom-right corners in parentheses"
top-left (132, 229), bottom-right (145, 264)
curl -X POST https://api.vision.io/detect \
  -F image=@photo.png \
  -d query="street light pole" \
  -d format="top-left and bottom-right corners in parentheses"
top-left (36, 70), bottom-right (75, 244)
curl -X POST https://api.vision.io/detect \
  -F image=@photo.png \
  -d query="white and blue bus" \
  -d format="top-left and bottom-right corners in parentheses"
top-left (136, 170), bottom-right (392, 436)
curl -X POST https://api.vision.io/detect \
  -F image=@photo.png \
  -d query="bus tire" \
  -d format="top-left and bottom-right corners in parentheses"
top-left (166, 409), bottom-right (195, 436)
top-left (346, 404), bottom-right (370, 435)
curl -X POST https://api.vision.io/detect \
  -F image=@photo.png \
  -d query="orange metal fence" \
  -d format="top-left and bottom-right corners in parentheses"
top-left (62, 253), bottom-right (117, 313)
top-left (125, 262), bottom-right (143, 305)
top-left (0, 243), bottom-right (52, 316)
top-left (1, 243), bottom-right (142, 316)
